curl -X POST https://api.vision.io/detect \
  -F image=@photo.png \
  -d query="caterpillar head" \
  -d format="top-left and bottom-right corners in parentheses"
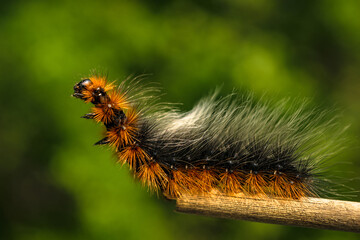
top-left (73, 79), bottom-right (92, 99)
top-left (73, 77), bottom-right (111, 104)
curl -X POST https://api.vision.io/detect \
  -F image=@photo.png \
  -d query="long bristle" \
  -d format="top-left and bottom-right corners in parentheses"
top-left (137, 162), bottom-right (168, 192)
top-left (118, 145), bottom-right (149, 170)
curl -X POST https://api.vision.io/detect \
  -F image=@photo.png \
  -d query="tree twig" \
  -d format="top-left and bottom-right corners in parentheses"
top-left (176, 194), bottom-right (360, 232)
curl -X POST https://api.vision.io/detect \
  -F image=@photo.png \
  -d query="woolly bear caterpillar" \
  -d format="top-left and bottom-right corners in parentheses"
top-left (72, 74), bottom-right (344, 200)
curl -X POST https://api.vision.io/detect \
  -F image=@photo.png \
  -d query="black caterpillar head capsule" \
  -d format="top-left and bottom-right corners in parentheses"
top-left (73, 77), bottom-right (110, 104)
top-left (73, 79), bottom-right (93, 99)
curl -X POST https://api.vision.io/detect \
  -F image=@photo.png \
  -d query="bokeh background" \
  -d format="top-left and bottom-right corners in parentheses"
top-left (1, 0), bottom-right (360, 239)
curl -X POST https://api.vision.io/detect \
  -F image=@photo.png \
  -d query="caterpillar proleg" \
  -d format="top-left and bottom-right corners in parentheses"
top-left (72, 74), bottom-right (344, 200)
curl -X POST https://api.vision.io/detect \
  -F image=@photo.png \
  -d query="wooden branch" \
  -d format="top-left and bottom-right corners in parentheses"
top-left (176, 194), bottom-right (360, 233)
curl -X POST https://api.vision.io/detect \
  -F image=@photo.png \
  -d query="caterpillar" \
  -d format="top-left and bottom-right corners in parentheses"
top-left (72, 74), bottom-right (343, 200)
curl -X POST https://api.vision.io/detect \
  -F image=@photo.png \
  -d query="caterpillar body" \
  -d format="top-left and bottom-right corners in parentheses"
top-left (72, 75), bottom-right (342, 199)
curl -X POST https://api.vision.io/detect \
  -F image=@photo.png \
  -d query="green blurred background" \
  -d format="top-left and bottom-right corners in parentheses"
top-left (1, 0), bottom-right (360, 239)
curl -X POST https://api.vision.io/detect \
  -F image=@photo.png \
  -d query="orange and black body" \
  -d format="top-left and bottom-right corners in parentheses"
top-left (72, 74), bottom-right (342, 199)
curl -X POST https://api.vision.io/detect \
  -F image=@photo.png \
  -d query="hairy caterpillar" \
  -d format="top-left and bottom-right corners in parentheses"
top-left (72, 74), bottom-right (343, 199)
